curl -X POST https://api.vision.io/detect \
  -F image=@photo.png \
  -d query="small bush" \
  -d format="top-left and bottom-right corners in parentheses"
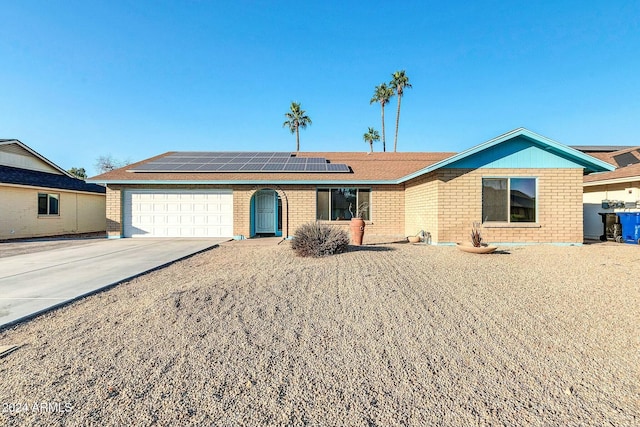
top-left (291, 222), bottom-right (350, 257)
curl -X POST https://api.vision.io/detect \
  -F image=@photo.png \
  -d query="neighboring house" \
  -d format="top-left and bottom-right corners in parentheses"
top-left (0, 139), bottom-right (106, 240)
top-left (578, 146), bottom-right (640, 240)
top-left (88, 128), bottom-right (613, 245)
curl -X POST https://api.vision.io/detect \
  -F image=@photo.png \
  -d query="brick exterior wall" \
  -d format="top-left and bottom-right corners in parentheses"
top-left (106, 168), bottom-right (584, 244)
top-left (405, 171), bottom-right (439, 243)
top-left (428, 168), bottom-right (584, 244)
top-left (106, 183), bottom-right (406, 242)
top-left (106, 186), bottom-right (122, 237)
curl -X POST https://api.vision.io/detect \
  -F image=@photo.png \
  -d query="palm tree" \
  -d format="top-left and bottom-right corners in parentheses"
top-left (282, 102), bottom-right (312, 152)
top-left (363, 127), bottom-right (380, 153)
top-left (369, 83), bottom-right (394, 152)
top-left (390, 70), bottom-right (412, 152)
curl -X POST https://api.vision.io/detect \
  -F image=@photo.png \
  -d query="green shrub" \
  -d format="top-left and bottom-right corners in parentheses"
top-left (291, 222), bottom-right (349, 257)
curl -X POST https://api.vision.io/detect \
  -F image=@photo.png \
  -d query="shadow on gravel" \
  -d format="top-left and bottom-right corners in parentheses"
top-left (491, 250), bottom-right (511, 255)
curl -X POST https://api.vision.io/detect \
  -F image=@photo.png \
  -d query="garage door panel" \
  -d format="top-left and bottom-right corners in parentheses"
top-left (124, 190), bottom-right (233, 237)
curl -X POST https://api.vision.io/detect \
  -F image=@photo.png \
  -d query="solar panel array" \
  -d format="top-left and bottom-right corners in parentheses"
top-left (129, 152), bottom-right (351, 173)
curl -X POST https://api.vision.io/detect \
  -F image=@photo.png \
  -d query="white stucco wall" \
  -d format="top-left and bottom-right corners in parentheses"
top-left (583, 181), bottom-right (640, 240)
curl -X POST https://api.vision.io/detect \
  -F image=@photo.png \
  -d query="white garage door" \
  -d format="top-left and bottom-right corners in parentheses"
top-left (124, 190), bottom-right (233, 238)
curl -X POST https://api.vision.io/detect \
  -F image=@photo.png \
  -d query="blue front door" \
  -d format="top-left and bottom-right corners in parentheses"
top-left (255, 190), bottom-right (276, 233)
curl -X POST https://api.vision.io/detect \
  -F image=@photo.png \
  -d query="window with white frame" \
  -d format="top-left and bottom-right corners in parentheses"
top-left (482, 178), bottom-right (536, 222)
top-left (316, 188), bottom-right (370, 221)
top-left (38, 193), bottom-right (60, 216)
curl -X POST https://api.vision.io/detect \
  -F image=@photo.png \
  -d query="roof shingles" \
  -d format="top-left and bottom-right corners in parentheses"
top-left (1, 165), bottom-right (106, 193)
top-left (90, 152), bottom-right (456, 182)
top-left (583, 146), bottom-right (640, 183)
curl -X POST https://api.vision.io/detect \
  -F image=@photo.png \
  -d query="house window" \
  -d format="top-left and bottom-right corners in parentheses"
top-left (317, 188), bottom-right (370, 221)
top-left (482, 178), bottom-right (536, 222)
top-left (38, 193), bottom-right (60, 216)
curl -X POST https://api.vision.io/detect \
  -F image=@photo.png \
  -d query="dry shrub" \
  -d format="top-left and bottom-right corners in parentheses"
top-left (291, 222), bottom-right (349, 257)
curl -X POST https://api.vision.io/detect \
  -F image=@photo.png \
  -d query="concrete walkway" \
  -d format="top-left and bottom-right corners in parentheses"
top-left (0, 238), bottom-right (225, 328)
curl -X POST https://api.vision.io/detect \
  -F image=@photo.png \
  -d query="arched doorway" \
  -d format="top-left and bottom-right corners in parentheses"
top-left (250, 189), bottom-right (282, 237)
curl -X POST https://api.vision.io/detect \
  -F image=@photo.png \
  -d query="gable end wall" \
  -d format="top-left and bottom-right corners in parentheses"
top-left (436, 168), bottom-right (583, 244)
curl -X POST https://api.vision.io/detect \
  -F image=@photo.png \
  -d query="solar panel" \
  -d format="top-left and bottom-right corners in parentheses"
top-left (181, 157), bottom-right (208, 162)
top-left (196, 164), bottom-right (224, 171)
top-left (287, 157), bottom-right (306, 163)
top-left (173, 164), bottom-right (199, 170)
top-left (306, 158), bottom-right (326, 164)
top-left (239, 164), bottom-right (262, 171)
top-left (283, 163), bottom-right (306, 171)
top-left (261, 163), bottom-right (286, 171)
top-left (305, 163), bottom-right (327, 171)
top-left (327, 164), bottom-right (350, 172)
top-left (218, 163), bottom-right (245, 171)
top-left (613, 152), bottom-right (640, 166)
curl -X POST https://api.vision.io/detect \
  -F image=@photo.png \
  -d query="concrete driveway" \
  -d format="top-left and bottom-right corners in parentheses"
top-left (0, 238), bottom-right (226, 328)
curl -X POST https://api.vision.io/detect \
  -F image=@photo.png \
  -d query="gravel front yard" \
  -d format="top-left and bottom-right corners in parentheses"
top-left (0, 242), bottom-right (638, 426)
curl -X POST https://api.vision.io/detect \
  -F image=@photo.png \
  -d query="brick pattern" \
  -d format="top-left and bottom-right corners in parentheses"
top-left (405, 171), bottom-right (439, 242)
top-left (432, 168), bottom-right (584, 244)
top-left (106, 186), bottom-right (122, 237)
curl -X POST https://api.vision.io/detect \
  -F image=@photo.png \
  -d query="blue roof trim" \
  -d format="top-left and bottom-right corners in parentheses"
top-left (397, 128), bottom-right (615, 183)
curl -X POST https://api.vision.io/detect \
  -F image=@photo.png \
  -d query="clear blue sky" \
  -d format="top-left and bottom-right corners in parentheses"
top-left (1, 1), bottom-right (638, 175)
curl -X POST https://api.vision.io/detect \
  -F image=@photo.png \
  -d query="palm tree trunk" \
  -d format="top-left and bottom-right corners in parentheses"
top-left (296, 125), bottom-right (300, 152)
top-left (394, 95), bottom-right (402, 152)
top-left (369, 140), bottom-right (373, 153)
top-left (381, 104), bottom-right (386, 152)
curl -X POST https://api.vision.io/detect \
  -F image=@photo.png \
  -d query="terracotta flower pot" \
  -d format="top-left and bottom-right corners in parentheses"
top-left (350, 218), bottom-right (365, 245)
top-left (456, 242), bottom-right (497, 254)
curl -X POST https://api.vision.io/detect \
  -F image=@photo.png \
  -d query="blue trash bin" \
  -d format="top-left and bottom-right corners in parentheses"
top-left (616, 212), bottom-right (640, 244)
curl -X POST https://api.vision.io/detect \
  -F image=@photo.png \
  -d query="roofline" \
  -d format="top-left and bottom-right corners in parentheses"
top-left (397, 128), bottom-right (614, 182)
top-left (584, 176), bottom-right (640, 187)
top-left (0, 139), bottom-right (75, 178)
top-left (87, 179), bottom-right (399, 185)
top-left (0, 182), bottom-right (106, 195)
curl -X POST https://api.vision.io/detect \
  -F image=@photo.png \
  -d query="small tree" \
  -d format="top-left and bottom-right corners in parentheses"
top-left (362, 127), bottom-right (380, 153)
top-left (68, 167), bottom-right (87, 180)
top-left (95, 155), bottom-right (129, 174)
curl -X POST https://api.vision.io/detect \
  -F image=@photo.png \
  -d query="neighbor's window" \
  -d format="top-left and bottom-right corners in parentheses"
top-left (482, 178), bottom-right (536, 222)
top-left (317, 188), bottom-right (370, 221)
top-left (38, 193), bottom-right (60, 216)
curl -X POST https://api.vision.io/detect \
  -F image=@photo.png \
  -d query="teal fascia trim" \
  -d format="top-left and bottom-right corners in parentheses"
top-left (443, 136), bottom-right (595, 169)
top-left (107, 235), bottom-right (122, 239)
top-left (398, 128), bottom-right (615, 183)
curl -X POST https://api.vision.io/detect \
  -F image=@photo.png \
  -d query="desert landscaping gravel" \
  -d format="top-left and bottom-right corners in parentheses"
top-left (0, 241), bottom-right (638, 426)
